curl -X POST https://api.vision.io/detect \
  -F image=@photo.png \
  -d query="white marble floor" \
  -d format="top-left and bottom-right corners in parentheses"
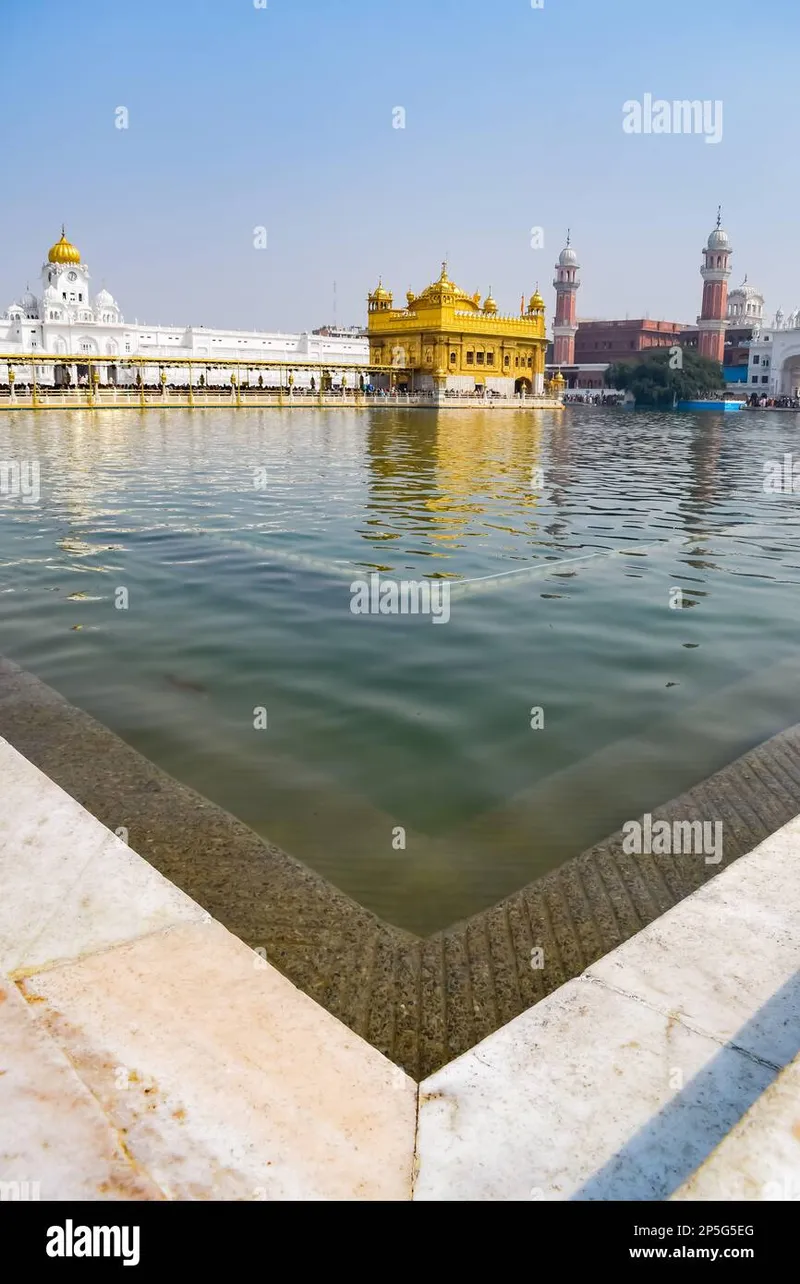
top-left (0, 737), bottom-right (416, 1201)
top-left (414, 821), bottom-right (800, 1201)
top-left (672, 1051), bottom-right (800, 1202)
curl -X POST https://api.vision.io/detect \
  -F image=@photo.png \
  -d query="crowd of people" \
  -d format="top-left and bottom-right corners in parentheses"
top-left (0, 381), bottom-right (365, 396)
top-left (2, 380), bottom-right (630, 405)
top-left (563, 391), bottom-right (625, 406)
top-left (747, 392), bottom-right (800, 409)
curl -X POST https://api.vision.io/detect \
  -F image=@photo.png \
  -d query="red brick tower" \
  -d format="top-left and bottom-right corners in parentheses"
top-left (553, 231), bottom-right (580, 365)
top-left (697, 208), bottom-right (731, 364)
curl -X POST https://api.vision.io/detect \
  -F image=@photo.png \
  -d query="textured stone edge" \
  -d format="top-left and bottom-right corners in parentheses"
top-left (1, 653), bottom-right (796, 1080)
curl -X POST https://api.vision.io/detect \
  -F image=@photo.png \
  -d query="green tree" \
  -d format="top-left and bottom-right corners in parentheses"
top-left (606, 348), bottom-right (723, 407)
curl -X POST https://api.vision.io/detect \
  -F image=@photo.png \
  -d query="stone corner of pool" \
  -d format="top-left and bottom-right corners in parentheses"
top-left (1, 650), bottom-right (799, 1081)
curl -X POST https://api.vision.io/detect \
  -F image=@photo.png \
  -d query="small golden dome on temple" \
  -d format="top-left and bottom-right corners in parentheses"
top-left (435, 260), bottom-right (455, 290)
top-left (48, 228), bottom-right (81, 265)
top-left (529, 289), bottom-right (545, 311)
top-left (417, 265), bottom-right (461, 303)
top-left (552, 369), bottom-right (566, 385)
top-left (483, 289), bottom-right (498, 314)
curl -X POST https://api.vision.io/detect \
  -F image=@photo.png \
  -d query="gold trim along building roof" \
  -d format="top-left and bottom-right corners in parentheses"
top-left (368, 262), bottom-right (547, 334)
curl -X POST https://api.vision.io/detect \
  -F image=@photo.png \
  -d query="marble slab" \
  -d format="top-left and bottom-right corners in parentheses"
top-left (0, 973), bottom-right (163, 1200)
top-left (414, 976), bottom-right (774, 1201)
top-left (586, 826), bottom-right (800, 1069)
top-left (21, 920), bottom-right (416, 1201)
top-left (673, 1052), bottom-right (800, 1201)
top-left (0, 736), bottom-right (206, 975)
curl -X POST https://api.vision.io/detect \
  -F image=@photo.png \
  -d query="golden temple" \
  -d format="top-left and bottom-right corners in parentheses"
top-left (367, 262), bottom-right (549, 396)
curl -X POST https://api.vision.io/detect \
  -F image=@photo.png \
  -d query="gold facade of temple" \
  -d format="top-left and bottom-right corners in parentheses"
top-left (367, 263), bottom-right (548, 395)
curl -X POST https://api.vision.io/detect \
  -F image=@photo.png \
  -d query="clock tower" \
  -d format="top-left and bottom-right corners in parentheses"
top-left (40, 228), bottom-right (92, 322)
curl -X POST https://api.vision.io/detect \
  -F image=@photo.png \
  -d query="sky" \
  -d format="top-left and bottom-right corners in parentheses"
top-left (2, 0), bottom-right (799, 333)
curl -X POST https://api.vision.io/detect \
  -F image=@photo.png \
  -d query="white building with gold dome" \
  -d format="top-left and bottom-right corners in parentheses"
top-left (0, 230), bottom-right (368, 386)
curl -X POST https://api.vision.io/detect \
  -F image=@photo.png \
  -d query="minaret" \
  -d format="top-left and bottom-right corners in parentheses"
top-left (697, 208), bottom-right (731, 363)
top-left (553, 231), bottom-right (580, 365)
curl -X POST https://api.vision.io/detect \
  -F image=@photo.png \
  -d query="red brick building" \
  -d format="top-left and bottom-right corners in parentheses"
top-left (574, 319), bottom-right (688, 365)
top-left (548, 321), bottom-right (692, 389)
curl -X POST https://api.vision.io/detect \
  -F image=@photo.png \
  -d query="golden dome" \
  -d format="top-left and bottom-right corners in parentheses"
top-left (416, 261), bottom-right (456, 296)
top-left (48, 228), bottom-right (81, 265)
top-left (552, 369), bottom-right (566, 385)
top-left (483, 289), bottom-right (498, 314)
top-left (529, 289), bottom-right (545, 311)
top-left (412, 263), bottom-right (477, 309)
top-left (435, 260), bottom-right (455, 289)
top-left (370, 279), bottom-right (392, 301)
top-left (446, 286), bottom-right (475, 314)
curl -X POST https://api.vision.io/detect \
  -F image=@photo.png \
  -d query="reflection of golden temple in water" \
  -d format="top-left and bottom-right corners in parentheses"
top-left (364, 408), bottom-right (546, 562)
top-left (362, 407), bottom-right (735, 573)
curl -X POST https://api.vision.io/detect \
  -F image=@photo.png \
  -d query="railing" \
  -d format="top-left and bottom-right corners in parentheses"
top-left (0, 388), bottom-right (366, 407)
top-left (0, 387), bottom-right (562, 410)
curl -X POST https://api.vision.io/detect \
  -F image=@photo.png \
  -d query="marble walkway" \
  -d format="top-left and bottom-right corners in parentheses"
top-left (1, 735), bottom-right (797, 1201)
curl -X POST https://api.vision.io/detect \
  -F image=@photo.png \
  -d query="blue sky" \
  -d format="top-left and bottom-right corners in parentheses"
top-left (2, 0), bottom-right (798, 332)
